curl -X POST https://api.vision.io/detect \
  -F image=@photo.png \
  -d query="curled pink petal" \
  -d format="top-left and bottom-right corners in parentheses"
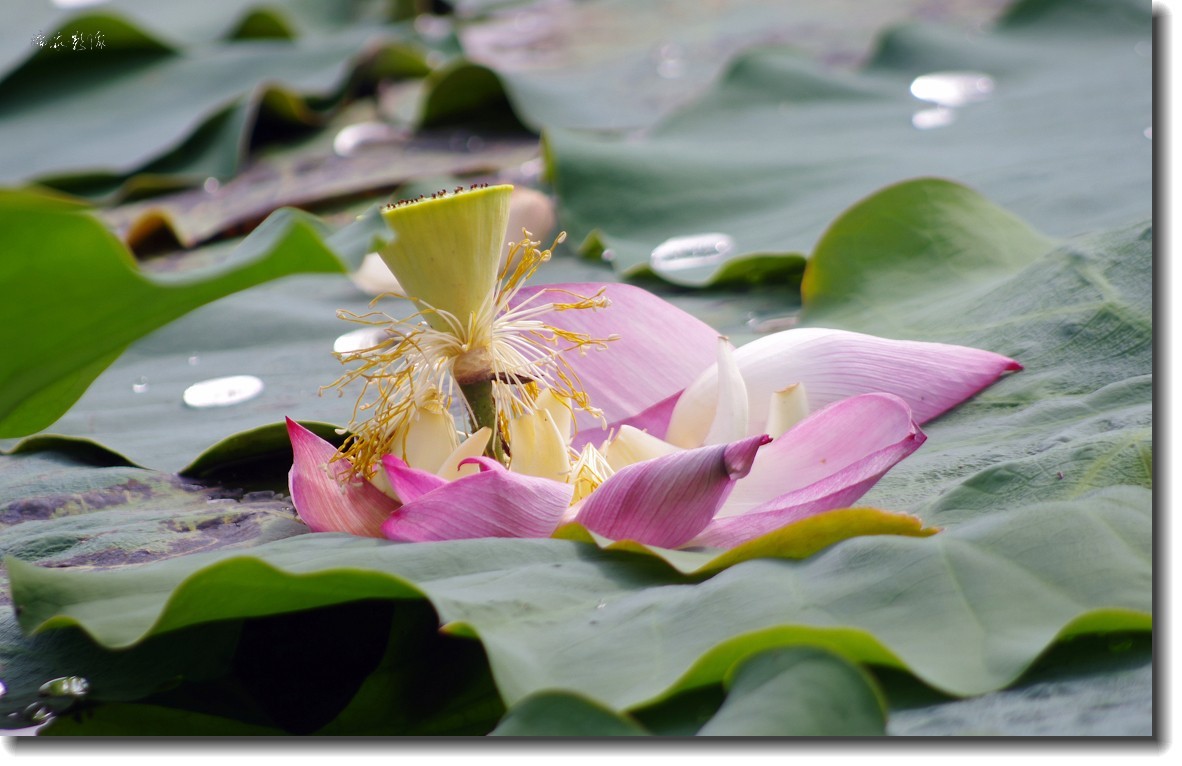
top-left (575, 434), bottom-right (770, 549)
top-left (459, 456), bottom-right (508, 472)
top-left (667, 327), bottom-right (1020, 446)
top-left (511, 283), bottom-right (718, 440)
top-left (689, 394), bottom-right (925, 548)
top-left (286, 418), bottom-right (398, 538)
top-left (381, 454), bottom-right (447, 503)
top-left (381, 458), bottom-right (572, 542)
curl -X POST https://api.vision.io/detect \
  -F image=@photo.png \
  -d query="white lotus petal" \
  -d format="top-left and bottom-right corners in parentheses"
top-left (509, 401), bottom-right (572, 481)
top-left (400, 407), bottom-right (459, 474)
top-left (765, 383), bottom-right (809, 439)
top-left (437, 427), bottom-right (491, 480)
top-left (703, 337), bottom-right (749, 446)
top-left (604, 425), bottom-right (680, 472)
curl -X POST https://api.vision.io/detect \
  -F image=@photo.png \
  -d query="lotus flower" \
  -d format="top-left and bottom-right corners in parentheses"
top-left (286, 184), bottom-right (1019, 550)
top-left (286, 324), bottom-right (1013, 549)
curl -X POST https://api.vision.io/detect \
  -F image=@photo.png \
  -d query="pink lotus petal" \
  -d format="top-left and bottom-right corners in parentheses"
top-left (381, 454), bottom-right (447, 502)
top-left (575, 434), bottom-right (770, 549)
top-left (286, 418), bottom-right (398, 538)
top-left (381, 456), bottom-right (573, 542)
top-left (511, 283), bottom-right (718, 439)
top-left (689, 394), bottom-right (925, 548)
top-left (667, 328), bottom-right (1020, 447)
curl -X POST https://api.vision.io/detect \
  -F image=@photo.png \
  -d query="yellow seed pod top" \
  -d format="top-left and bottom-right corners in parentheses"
top-left (379, 184), bottom-right (512, 333)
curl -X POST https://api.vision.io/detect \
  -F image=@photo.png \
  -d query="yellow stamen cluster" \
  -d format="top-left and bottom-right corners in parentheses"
top-left (325, 226), bottom-right (615, 479)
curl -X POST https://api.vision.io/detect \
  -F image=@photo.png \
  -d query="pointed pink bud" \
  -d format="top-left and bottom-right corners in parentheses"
top-left (575, 434), bottom-right (770, 549)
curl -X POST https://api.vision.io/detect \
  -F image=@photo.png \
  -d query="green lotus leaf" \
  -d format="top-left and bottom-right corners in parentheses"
top-left (0, 191), bottom-right (345, 438)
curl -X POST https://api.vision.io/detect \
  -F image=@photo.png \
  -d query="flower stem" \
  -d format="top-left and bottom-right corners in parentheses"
top-left (459, 380), bottom-right (504, 463)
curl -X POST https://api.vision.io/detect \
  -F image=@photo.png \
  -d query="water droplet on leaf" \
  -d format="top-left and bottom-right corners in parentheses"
top-left (182, 375), bottom-right (264, 408)
top-left (39, 676), bottom-right (89, 698)
top-left (745, 313), bottom-right (798, 333)
top-left (910, 71), bottom-right (995, 107)
top-left (651, 233), bottom-right (735, 271)
top-left (333, 122), bottom-right (404, 157)
top-left (334, 327), bottom-right (389, 355)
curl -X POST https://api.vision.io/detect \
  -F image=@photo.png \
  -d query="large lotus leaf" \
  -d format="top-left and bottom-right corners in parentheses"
top-left (6, 484), bottom-right (1150, 713)
top-left (544, 0), bottom-right (1150, 282)
top-left (457, 0), bottom-right (1007, 132)
top-left (0, 24), bottom-right (426, 191)
top-left (0, 191), bottom-right (350, 439)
